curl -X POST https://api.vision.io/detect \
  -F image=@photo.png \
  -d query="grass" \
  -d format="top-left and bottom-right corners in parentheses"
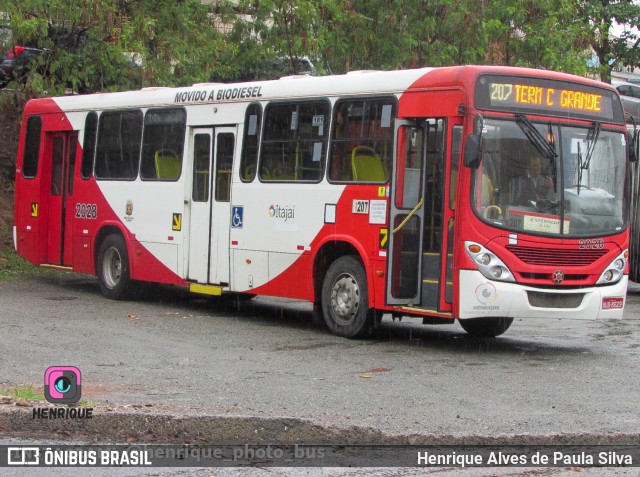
top-left (0, 223), bottom-right (64, 281)
top-left (0, 247), bottom-right (52, 281)
top-left (0, 385), bottom-right (98, 407)
top-left (1, 385), bottom-right (43, 401)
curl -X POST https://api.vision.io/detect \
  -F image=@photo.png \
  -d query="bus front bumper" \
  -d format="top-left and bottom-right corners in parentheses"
top-left (458, 270), bottom-right (627, 320)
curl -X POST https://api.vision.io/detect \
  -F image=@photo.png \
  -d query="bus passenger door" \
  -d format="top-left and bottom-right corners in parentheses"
top-left (187, 127), bottom-right (236, 284)
top-left (46, 132), bottom-right (78, 266)
top-left (387, 118), bottom-right (450, 313)
top-left (387, 121), bottom-right (427, 305)
top-left (209, 128), bottom-right (235, 285)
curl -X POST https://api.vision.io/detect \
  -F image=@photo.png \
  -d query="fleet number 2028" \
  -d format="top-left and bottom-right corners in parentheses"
top-left (75, 203), bottom-right (98, 219)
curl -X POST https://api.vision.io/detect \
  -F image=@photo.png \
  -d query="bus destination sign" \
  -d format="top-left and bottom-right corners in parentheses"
top-left (475, 74), bottom-right (624, 123)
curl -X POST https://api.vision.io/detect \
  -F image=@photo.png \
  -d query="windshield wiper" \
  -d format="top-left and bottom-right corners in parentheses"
top-left (515, 114), bottom-right (558, 161)
top-left (582, 121), bottom-right (601, 170)
top-left (576, 141), bottom-right (583, 195)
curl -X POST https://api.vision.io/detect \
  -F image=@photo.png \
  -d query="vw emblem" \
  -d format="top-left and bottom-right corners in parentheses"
top-left (553, 269), bottom-right (564, 285)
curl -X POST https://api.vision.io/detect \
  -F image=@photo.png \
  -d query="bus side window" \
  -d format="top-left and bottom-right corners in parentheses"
top-left (140, 108), bottom-right (186, 181)
top-left (329, 97), bottom-right (395, 183)
top-left (22, 116), bottom-right (42, 179)
top-left (240, 104), bottom-right (261, 182)
top-left (95, 110), bottom-right (143, 180)
top-left (259, 100), bottom-right (329, 182)
top-left (81, 112), bottom-right (97, 179)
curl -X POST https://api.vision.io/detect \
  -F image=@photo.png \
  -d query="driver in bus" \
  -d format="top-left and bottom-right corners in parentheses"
top-left (512, 155), bottom-right (554, 206)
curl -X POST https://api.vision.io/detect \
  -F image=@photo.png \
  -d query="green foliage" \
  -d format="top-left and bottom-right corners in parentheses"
top-left (2, 0), bottom-right (232, 95)
top-left (579, 0), bottom-right (640, 82)
top-left (2, 0), bottom-right (636, 94)
top-left (0, 385), bottom-right (44, 401)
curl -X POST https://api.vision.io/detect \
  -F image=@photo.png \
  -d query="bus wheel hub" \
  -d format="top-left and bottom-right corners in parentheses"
top-left (332, 273), bottom-right (360, 321)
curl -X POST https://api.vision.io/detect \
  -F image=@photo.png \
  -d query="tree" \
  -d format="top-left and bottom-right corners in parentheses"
top-left (579, 0), bottom-right (640, 83)
top-left (479, 0), bottom-right (590, 74)
top-left (1, 0), bottom-right (231, 97)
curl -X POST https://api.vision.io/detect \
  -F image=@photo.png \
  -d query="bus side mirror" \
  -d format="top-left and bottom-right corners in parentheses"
top-left (464, 134), bottom-right (482, 169)
top-left (629, 131), bottom-right (638, 163)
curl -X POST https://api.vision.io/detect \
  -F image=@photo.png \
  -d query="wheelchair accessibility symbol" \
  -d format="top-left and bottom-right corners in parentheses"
top-left (231, 206), bottom-right (243, 228)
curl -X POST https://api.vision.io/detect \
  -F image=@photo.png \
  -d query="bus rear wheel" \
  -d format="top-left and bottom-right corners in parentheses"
top-left (97, 234), bottom-right (133, 300)
top-left (321, 256), bottom-right (373, 338)
top-left (458, 317), bottom-right (514, 337)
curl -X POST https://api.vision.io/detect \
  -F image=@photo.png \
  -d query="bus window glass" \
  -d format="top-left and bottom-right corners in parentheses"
top-left (450, 126), bottom-right (462, 210)
top-left (329, 97), bottom-right (395, 182)
top-left (192, 134), bottom-right (211, 202)
top-left (81, 112), bottom-right (97, 179)
top-left (95, 110), bottom-right (143, 180)
top-left (260, 100), bottom-right (329, 182)
top-left (67, 135), bottom-right (77, 195)
top-left (51, 137), bottom-right (64, 196)
top-left (240, 104), bottom-right (261, 182)
top-left (215, 133), bottom-right (235, 202)
top-left (140, 108), bottom-right (186, 181)
top-left (23, 116), bottom-right (42, 178)
top-left (472, 119), bottom-right (627, 236)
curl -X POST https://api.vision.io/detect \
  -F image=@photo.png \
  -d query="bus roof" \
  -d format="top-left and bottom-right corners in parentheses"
top-left (25, 65), bottom-right (618, 115)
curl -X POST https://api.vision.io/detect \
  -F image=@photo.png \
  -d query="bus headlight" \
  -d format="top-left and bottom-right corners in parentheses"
top-left (477, 253), bottom-right (491, 266)
top-left (596, 250), bottom-right (628, 285)
top-left (465, 241), bottom-right (515, 283)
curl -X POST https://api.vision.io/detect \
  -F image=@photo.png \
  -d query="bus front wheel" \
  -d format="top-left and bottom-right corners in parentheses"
top-left (458, 317), bottom-right (514, 337)
top-left (321, 256), bottom-right (373, 338)
top-left (97, 234), bottom-right (133, 300)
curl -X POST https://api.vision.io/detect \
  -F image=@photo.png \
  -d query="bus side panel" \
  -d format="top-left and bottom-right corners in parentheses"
top-left (53, 106), bottom-right (189, 286)
top-left (241, 184), bottom-right (389, 308)
top-left (91, 181), bottom-right (188, 286)
top-left (129, 238), bottom-right (183, 285)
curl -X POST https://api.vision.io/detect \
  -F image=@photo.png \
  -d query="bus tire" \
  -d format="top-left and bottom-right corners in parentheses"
top-left (97, 234), bottom-right (133, 300)
top-left (458, 317), bottom-right (514, 338)
top-left (321, 256), bottom-right (373, 338)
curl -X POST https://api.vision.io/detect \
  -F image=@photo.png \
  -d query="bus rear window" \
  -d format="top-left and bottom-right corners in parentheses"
top-left (23, 115), bottom-right (42, 178)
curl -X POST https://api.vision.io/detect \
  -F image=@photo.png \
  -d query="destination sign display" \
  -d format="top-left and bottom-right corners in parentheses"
top-left (475, 75), bottom-right (624, 124)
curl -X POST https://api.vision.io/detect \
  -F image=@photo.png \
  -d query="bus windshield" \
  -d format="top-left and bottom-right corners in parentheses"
top-left (472, 118), bottom-right (627, 237)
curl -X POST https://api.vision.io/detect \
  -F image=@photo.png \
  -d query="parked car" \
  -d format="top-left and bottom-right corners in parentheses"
top-left (613, 80), bottom-right (640, 122)
top-left (1, 44), bottom-right (45, 84)
top-left (0, 25), bottom-right (141, 93)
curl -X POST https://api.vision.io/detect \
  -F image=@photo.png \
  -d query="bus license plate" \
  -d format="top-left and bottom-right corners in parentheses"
top-left (602, 297), bottom-right (624, 310)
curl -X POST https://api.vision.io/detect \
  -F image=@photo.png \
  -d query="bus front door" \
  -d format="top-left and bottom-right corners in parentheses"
top-left (387, 119), bottom-right (449, 313)
top-left (46, 132), bottom-right (78, 266)
top-left (187, 126), bottom-right (236, 285)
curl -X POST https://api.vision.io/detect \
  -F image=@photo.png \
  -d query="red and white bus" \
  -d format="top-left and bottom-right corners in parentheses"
top-left (13, 65), bottom-right (634, 338)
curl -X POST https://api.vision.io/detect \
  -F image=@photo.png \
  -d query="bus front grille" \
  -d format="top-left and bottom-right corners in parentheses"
top-left (506, 245), bottom-right (607, 266)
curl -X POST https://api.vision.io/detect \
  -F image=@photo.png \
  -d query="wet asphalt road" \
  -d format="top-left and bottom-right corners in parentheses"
top-left (0, 272), bottom-right (638, 442)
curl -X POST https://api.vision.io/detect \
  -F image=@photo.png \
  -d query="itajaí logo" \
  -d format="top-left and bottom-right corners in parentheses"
top-left (268, 204), bottom-right (295, 221)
